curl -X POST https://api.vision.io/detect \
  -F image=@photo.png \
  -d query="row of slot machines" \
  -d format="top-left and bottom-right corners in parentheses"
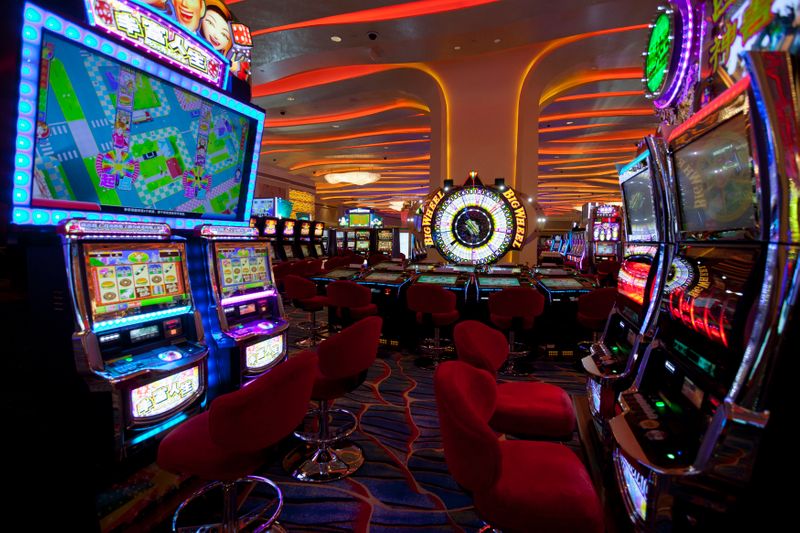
top-left (582, 53), bottom-right (797, 530)
top-left (28, 220), bottom-right (290, 467)
top-left (330, 227), bottom-right (413, 258)
top-left (551, 225), bottom-right (620, 271)
top-left (250, 216), bottom-right (327, 262)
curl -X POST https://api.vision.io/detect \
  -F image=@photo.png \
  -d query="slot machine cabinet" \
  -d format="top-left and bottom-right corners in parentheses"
top-left (260, 217), bottom-right (281, 263)
top-left (297, 220), bottom-right (313, 258)
top-left (312, 222), bottom-right (327, 257)
top-left (195, 225), bottom-right (288, 391)
top-left (589, 205), bottom-right (622, 265)
top-left (61, 220), bottom-right (208, 460)
top-left (276, 219), bottom-right (299, 261)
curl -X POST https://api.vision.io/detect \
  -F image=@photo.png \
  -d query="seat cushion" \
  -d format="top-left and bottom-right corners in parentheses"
top-left (157, 412), bottom-right (263, 482)
top-left (474, 440), bottom-right (604, 533)
top-left (577, 311), bottom-right (606, 331)
top-left (489, 313), bottom-right (535, 331)
top-left (490, 381), bottom-right (575, 439)
top-left (416, 310), bottom-right (459, 327)
top-left (311, 366), bottom-right (367, 400)
top-left (348, 303), bottom-right (378, 321)
top-left (297, 295), bottom-right (330, 312)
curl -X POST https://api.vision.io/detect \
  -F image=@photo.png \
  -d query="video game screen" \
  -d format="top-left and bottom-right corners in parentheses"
top-left (282, 220), bottom-right (296, 236)
top-left (536, 268), bottom-right (570, 276)
top-left (673, 114), bottom-right (757, 234)
top-left (314, 223), bottom-right (324, 237)
top-left (477, 276), bottom-right (520, 287)
top-left (349, 213), bottom-right (370, 227)
top-left (435, 265), bottom-right (475, 273)
top-left (264, 218), bottom-right (278, 236)
top-left (364, 272), bottom-right (402, 282)
top-left (417, 274), bottom-right (458, 285)
top-left (214, 242), bottom-right (271, 299)
top-left (378, 230), bottom-right (392, 240)
top-left (322, 268), bottom-right (359, 279)
top-left (356, 241), bottom-right (370, 251)
top-left (84, 242), bottom-right (190, 323)
top-left (538, 277), bottom-right (587, 291)
top-left (596, 243), bottom-right (617, 255)
top-left (302, 244), bottom-right (313, 257)
top-left (314, 244), bottom-right (324, 256)
top-left (622, 168), bottom-right (659, 241)
top-left (245, 336), bottom-right (284, 371)
top-left (617, 245), bottom-right (657, 325)
top-left (32, 32), bottom-right (258, 220)
top-left (491, 266), bottom-right (522, 274)
top-left (300, 222), bottom-right (311, 236)
top-left (283, 245), bottom-right (295, 259)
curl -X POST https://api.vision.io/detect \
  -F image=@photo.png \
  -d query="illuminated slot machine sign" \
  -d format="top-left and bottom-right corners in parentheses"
top-left (299, 221), bottom-right (311, 237)
top-left (12, 3), bottom-right (264, 228)
top-left (244, 335), bottom-right (284, 372)
top-left (422, 173), bottom-right (527, 265)
top-left (264, 218), bottom-right (278, 236)
top-left (130, 366), bottom-right (200, 420)
top-left (282, 220), bottom-right (296, 237)
top-left (313, 222), bottom-right (324, 237)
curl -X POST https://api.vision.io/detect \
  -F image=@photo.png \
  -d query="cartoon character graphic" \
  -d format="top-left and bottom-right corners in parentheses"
top-left (173, 0), bottom-right (205, 33)
top-left (140, 0), bottom-right (175, 17)
top-left (200, 0), bottom-right (232, 55)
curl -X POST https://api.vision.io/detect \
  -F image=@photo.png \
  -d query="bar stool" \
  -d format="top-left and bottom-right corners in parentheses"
top-left (577, 287), bottom-right (617, 353)
top-left (284, 316), bottom-right (383, 482)
top-left (406, 283), bottom-right (460, 369)
top-left (454, 320), bottom-right (576, 439)
top-left (284, 274), bottom-right (329, 348)
top-left (326, 280), bottom-right (377, 331)
top-left (157, 351), bottom-right (317, 533)
top-left (488, 287), bottom-right (544, 376)
top-left (434, 361), bottom-right (604, 533)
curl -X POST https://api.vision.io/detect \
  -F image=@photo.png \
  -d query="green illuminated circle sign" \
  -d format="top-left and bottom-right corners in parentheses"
top-left (644, 10), bottom-right (675, 97)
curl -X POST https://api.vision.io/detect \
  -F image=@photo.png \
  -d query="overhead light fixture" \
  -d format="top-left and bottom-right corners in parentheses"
top-left (324, 171), bottom-right (380, 185)
top-left (453, 45), bottom-right (461, 50)
top-left (494, 178), bottom-right (506, 190)
top-left (287, 96), bottom-right (295, 101)
top-left (566, 121), bottom-right (574, 125)
top-left (494, 38), bottom-right (501, 44)
top-left (443, 178), bottom-right (454, 191)
top-left (331, 124), bottom-right (340, 128)
top-left (331, 35), bottom-right (342, 42)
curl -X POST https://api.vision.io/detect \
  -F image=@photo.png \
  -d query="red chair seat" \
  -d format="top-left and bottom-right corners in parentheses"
top-left (340, 303), bottom-right (378, 321)
top-left (492, 381), bottom-right (575, 438)
top-left (416, 310), bottom-right (459, 327)
top-left (489, 313), bottom-right (535, 331)
top-left (297, 295), bottom-right (330, 312)
top-left (474, 440), bottom-right (604, 533)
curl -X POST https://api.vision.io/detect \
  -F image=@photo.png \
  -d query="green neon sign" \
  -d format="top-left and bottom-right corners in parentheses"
top-left (645, 12), bottom-right (674, 95)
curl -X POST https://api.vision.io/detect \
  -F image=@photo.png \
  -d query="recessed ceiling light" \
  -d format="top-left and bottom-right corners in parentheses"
top-left (331, 35), bottom-right (342, 42)
top-left (566, 121), bottom-right (574, 125)
top-left (494, 38), bottom-right (501, 44)
top-left (287, 96), bottom-right (295, 101)
top-left (453, 45), bottom-right (461, 50)
top-left (332, 124), bottom-right (340, 128)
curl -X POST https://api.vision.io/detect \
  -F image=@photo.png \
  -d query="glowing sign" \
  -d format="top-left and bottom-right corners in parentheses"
top-left (619, 452), bottom-right (649, 521)
top-left (644, 12), bottom-right (674, 95)
top-left (84, 0), bottom-right (228, 88)
top-left (642, 1), bottom-right (696, 109)
top-left (130, 366), bottom-right (201, 418)
top-left (245, 335), bottom-right (284, 371)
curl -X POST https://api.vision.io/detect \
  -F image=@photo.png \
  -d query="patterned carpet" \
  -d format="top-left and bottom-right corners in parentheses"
top-left (99, 307), bottom-right (592, 532)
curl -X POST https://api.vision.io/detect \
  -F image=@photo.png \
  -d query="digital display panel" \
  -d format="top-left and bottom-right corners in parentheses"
top-left (364, 272), bottom-right (402, 282)
top-left (130, 366), bottom-right (200, 419)
top-left (215, 242), bottom-right (270, 298)
top-left (378, 230), bottom-right (392, 240)
top-left (264, 218), bottom-right (278, 236)
top-left (416, 274), bottom-right (458, 285)
top-left (593, 222), bottom-right (620, 242)
top-left (538, 278), bottom-right (587, 291)
top-left (596, 243), bottom-right (617, 255)
top-left (282, 220), bottom-right (295, 236)
top-left (245, 335), bottom-right (284, 371)
top-left (314, 244), bottom-right (323, 256)
top-left (435, 265), bottom-right (474, 273)
top-left (349, 213), bottom-right (371, 227)
top-left (313, 222), bottom-right (324, 237)
top-left (84, 243), bottom-right (189, 323)
top-left (130, 324), bottom-right (159, 343)
top-left (619, 453), bottom-right (648, 521)
top-left (536, 268), bottom-right (570, 276)
top-left (622, 168), bottom-right (659, 241)
top-left (673, 114), bottom-right (757, 234)
top-left (31, 32), bottom-right (256, 220)
top-left (477, 276), bottom-right (521, 287)
top-left (322, 268), bottom-right (359, 279)
top-left (618, 246), bottom-right (657, 307)
top-left (299, 222), bottom-right (311, 236)
top-left (283, 245), bottom-right (294, 259)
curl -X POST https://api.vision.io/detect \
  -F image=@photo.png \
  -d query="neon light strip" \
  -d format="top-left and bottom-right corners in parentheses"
top-left (619, 149), bottom-right (650, 180)
top-left (129, 412), bottom-right (188, 445)
top-left (92, 305), bottom-right (191, 333)
top-left (654, 0), bottom-right (694, 109)
top-left (221, 289), bottom-right (277, 306)
top-left (14, 3), bottom-right (264, 228)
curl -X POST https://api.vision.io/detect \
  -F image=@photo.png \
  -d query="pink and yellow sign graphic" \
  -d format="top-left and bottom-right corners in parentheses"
top-left (245, 336), bottom-right (284, 371)
top-left (130, 366), bottom-right (200, 418)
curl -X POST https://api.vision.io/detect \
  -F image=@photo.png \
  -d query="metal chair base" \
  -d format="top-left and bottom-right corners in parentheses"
top-left (499, 335), bottom-right (531, 376)
top-left (284, 441), bottom-right (365, 483)
top-left (172, 475), bottom-right (284, 533)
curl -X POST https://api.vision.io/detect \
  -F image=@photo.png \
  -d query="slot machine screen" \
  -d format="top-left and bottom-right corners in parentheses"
top-left (314, 244), bottom-right (324, 256)
top-left (673, 114), bottom-right (757, 234)
top-left (300, 222), bottom-right (311, 236)
top-left (314, 223), bottom-right (324, 237)
top-left (617, 245), bottom-right (657, 326)
top-left (84, 243), bottom-right (190, 323)
top-left (283, 245), bottom-right (295, 259)
top-left (282, 220), bottom-right (296, 236)
top-left (214, 242), bottom-right (271, 298)
top-left (264, 219), bottom-right (278, 236)
top-left (596, 243), bottom-right (617, 255)
top-left (349, 213), bottom-right (370, 227)
top-left (622, 167), bottom-right (659, 241)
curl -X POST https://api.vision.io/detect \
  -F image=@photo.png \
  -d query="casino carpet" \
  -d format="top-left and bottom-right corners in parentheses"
top-left (99, 307), bottom-right (590, 532)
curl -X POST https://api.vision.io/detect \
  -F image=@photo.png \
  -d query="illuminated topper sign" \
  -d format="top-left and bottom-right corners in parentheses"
top-left (245, 335), bottom-right (284, 371)
top-left (642, 1), bottom-right (696, 109)
top-left (130, 365), bottom-right (201, 419)
top-left (84, 0), bottom-right (229, 88)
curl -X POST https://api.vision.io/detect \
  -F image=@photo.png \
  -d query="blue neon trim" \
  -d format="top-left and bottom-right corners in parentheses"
top-left (92, 305), bottom-right (192, 333)
top-left (619, 149), bottom-right (650, 178)
top-left (129, 412), bottom-right (188, 445)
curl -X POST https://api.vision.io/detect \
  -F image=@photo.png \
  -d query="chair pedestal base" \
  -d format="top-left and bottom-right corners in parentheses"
top-left (294, 312), bottom-right (327, 348)
top-left (172, 476), bottom-right (284, 533)
top-left (499, 332), bottom-right (531, 377)
top-left (415, 327), bottom-right (454, 369)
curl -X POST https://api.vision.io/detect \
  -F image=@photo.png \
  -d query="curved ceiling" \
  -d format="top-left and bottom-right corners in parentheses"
top-left (230, 0), bottom-right (662, 214)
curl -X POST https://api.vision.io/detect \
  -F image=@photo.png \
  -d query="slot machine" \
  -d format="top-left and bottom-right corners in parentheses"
top-left (194, 225), bottom-right (288, 391)
top-left (376, 228), bottom-right (397, 255)
top-left (277, 219), bottom-right (298, 261)
top-left (62, 220), bottom-right (209, 459)
top-left (589, 205), bottom-right (622, 264)
top-left (312, 221), bottom-right (326, 257)
top-left (260, 217), bottom-right (281, 263)
top-left (611, 53), bottom-right (799, 530)
top-left (297, 220), bottom-right (313, 258)
top-left (582, 138), bottom-right (673, 440)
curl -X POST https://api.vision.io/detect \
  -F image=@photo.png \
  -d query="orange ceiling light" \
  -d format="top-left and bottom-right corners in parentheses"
top-left (311, 165), bottom-right (430, 174)
top-left (264, 100), bottom-right (429, 128)
top-left (548, 129), bottom-right (654, 143)
top-left (554, 90), bottom-right (642, 102)
top-left (538, 155), bottom-right (627, 166)
top-left (539, 68), bottom-right (644, 107)
top-left (539, 146), bottom-right (636, 155)
top-left (291, 154), bottom-right (431, 171)
top-left (260, 148), bottom-right (304, 155)
top-left (548, 160), bottom-right (629, 171)
top-left (539, 123), bottom-right (616, 134)
top-left (539, 108), bottom-right (653, 122)
top-left (252, 64), bottom-right (398, 97)
top-left (252, 0), bottom-right (500, 36)
top-left (337, 139), bottom-right (430, 150)
top-left (264, 127), bottom-right (431, 146)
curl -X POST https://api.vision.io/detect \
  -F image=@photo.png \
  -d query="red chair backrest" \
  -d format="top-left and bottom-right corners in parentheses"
top-left (324, 256), bottom-right (347, 270)
top-left (597, 261), bottom-right (620, 276)
top-left (317, 316), bottom-right (382, 379)
top-left (284, 274), bottom-right (317, 300)
top-left (406, 283), bottom-right (456, 314)
top-left (434, 361), bottom-right (501, 492)
top-left (302, 259), bottom-right (323, 277)
top-left (327, 280), bottom-right (372, 308)
top-left (368, 253), bottom-right (388, 266)
top-left (488, 286), bottom-right (544, 318)
top-left (578, 287), bottom-right (618, 319)
top-left (209, 351), bottom-right (317, 454)
top-left (454, 320), bottom-right (508, 376)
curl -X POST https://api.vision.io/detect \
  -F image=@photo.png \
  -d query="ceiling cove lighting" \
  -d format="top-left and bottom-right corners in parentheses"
top-left (324, 171), bottom-right (381, 185)
top-left (263, 100), bottom-right (429, 128)
top-left (264, 127), bottom-right (431, 146)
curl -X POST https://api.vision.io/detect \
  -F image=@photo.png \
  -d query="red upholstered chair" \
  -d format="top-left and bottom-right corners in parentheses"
top-left (284, 274), bottom-right (329, 347)
top-left (272, 261), bottom-right (291, 293)
top-left (434, 361), bottom-right (604, 533)
top-left (157, 351), bottom-right (317, 532)
top-left (454, 320), bottom-right (576, 439)
top-left (488, 287), bottom-right (545, 375)
top-left (596, 260), bottom-right (621, 287)
top-left (285, 316), bottom-right (383, 482)
top-left (406, 283), bottom-right (460, 369)
top-left (577, 287), bottom-right (617, 352)
top-left (368, 252), bottom-right (389, 266)
top-left (326, 280), bottom-right (377, 330)
top-left (299, 258), bottom-right (323, 277)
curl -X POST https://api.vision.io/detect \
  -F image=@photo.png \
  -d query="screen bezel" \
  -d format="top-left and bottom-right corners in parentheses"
top-left (621, 165), bottom-right (660, 242)
top-left (213, 241), bottom-right (272, 299)
top-left (12, 8), bottom-right (265, 228)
